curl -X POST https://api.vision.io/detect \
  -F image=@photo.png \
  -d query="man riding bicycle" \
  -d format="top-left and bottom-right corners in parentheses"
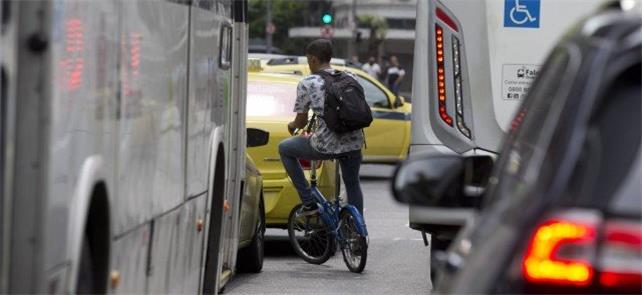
top-left (278, 39), bottom-right (365, 216)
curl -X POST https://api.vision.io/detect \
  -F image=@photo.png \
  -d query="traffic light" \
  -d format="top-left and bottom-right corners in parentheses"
top-left (321, 12), bottom-right (333, 25)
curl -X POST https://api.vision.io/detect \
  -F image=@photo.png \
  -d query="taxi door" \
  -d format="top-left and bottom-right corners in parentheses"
top-left (355, 75), bottom-right (411, 163)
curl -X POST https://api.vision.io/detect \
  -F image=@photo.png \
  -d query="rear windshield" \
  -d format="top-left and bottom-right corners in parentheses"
top-left (609, 153), bottom-right (641, 217)
top-left (483, 48), bottom-right (574, 208)
top-left (561, 64), bottom-right (641, 216)
top-left (247, 80), bottom-right (297, 117)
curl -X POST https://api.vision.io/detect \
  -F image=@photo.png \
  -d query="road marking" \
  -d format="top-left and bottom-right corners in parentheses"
top-left (393, 237), bottom-right (424, 241)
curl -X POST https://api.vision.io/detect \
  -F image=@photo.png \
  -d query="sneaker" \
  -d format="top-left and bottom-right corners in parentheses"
top-left (300, 203), bottom-right (319, 216)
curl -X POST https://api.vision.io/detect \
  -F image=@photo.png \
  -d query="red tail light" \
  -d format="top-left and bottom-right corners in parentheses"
top-left (598, 220), bottom-right (642, 292)
top-left (436, 7), bottom-right (459, 32)
top-left (522, 218), bottom-right (597, 286)
top-left (298, 159), bottom-right (322, 170)
top-left (435, 24), bottom-right (453, 126)
top-left (521, 210), bottom-right (642, 292)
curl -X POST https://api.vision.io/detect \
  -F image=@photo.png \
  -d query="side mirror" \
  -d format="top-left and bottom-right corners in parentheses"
top-left (247, 128), bottom-right (269, 148)
top-left (391, 154), bottom-right (494, 208)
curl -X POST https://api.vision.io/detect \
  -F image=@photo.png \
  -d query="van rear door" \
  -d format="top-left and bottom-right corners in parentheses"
top-left (408, 0), bottom-right (608, 251)
top-left (413, 0), bottom-right (607, 154)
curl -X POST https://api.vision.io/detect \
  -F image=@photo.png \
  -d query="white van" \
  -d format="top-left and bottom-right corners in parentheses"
top-left (409, 0), bottom-right (610, 255)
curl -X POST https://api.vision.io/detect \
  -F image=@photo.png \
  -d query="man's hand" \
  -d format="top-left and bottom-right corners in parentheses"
top-left (287, 122), bottom-right (296, 135)
top-left (288, 113), bottom-right (308, 135)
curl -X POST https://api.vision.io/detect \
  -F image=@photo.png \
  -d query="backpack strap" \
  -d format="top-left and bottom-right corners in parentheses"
top-left (314, 69), bottom-right (341, 84)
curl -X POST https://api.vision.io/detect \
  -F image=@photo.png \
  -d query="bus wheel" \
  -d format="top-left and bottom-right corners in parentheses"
top-left (76, 236), bottom-right (95, 293)
top-left (237, 196), bottom-right (265, 273)
top-left (202, 151), bottom-right (225, 294)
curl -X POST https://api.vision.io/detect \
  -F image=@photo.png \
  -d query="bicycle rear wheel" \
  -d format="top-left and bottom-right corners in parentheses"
top-left (287, 204), bottom-right (333, 265)
top-left (339, 210), bottom-right (368, 273)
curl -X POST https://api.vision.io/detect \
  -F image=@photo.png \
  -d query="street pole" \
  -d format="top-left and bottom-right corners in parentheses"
top-left (266, 0), bottom-right (273, 54)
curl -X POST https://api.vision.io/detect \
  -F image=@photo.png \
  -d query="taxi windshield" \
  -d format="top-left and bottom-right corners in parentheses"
top-left (247, 80), bottom-right (297, 117)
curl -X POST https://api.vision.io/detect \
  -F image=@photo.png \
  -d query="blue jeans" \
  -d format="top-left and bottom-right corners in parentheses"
top-left (278, 136), bottom-right (364, 214)
top-left (389, 82), bottom-right (400, 96)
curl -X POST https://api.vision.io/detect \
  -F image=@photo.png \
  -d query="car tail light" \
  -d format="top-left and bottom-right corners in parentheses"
top-left (598, 220), bottom-right (642, 292)
top-left (436, 7), bottom-right (458, 32)
top-left (435, 24), bottom-right (453, 127)
top-left (521, 210), bottom-right (642, 293)
top-left (522, 218), bottom-right (597, 286)
top-left (298, 159), bottom-right (321, 170)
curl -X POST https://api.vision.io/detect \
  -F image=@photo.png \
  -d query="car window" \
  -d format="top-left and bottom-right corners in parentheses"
top-left (355, 75), bottom-right (390, 108)
top-left (483, 47), bottom-right (577, 208)
top-left (609, 153), bottom-right (641, 217)
top-left (563, 64), bottom-right (641, 216)
top-left (246, 80), bottom-right (297, 117)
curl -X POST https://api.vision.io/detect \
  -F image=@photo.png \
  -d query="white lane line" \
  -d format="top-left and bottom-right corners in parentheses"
top-left (393, 237), bottom-right (424, 241)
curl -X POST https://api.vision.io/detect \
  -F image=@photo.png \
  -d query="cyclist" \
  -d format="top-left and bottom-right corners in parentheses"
top-left (278, 39), bottom-right (365, 216)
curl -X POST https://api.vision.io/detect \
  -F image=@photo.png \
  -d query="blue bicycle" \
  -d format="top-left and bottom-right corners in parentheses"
top-left (286, 134), bottom-right (368, 273)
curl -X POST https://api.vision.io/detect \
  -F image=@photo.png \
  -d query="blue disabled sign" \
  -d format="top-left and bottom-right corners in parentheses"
top-left (504, 0), bottom-right (540, 28)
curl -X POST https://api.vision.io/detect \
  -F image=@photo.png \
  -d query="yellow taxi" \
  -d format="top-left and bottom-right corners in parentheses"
top-left (246, 70), bottom-right (338, 227)
top-left (262, 61), bottom-right (412, 163)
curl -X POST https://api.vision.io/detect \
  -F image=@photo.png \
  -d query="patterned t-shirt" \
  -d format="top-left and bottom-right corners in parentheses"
top-left (293, 69), bottom-right (364, 155)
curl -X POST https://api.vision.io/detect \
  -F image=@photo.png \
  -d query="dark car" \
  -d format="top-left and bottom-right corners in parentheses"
top-left (393, 7), bottom-right (641, 294)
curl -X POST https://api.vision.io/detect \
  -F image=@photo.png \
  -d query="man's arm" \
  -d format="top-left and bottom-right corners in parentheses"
top-left (288, 112), bottom-right (308, 134)
top-left (290, 78), bottom-right (311, 134)
top-left (395, 69), bottom-right (406, 85)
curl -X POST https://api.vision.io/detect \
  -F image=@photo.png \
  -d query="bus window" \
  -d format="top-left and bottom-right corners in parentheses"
top-left (219, 24), bottom-right (232, 69)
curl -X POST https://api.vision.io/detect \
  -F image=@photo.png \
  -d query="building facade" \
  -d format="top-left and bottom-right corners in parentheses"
top-left (289, 0), bottom-right (417, 97)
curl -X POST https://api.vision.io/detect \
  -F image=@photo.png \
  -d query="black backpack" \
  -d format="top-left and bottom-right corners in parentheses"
top-left (316, 70), bottom-right (373, 133)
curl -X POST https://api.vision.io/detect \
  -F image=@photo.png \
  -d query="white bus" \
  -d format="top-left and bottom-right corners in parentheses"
top-left (0, 0), bottom-right (248, 293)
top-left (409, 0), bottom-right (610, 253)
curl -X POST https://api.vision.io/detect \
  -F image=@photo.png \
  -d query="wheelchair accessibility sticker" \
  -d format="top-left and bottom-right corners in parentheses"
top-left (504, 0), bottom-right (540, 28)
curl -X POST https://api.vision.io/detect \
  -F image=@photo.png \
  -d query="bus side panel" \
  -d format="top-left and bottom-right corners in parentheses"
top-left (1, 0), bottom-right (19, 290)
top-left (181, 195), bottom-right (208, 293)
top-left (214, 1), bottom-right (238, 286)
top-left (147, 194), bottom-right (206, 293)
top-left (220, 0), bottom-right (248, 281)
top-left (185, 2), bottom-right (221, 199)
top-left (8, 1), bottom-right (52, 291)
top-left (42, 0), bottom-right (121, 274)
top-left (116, 0), bottom-right (188, 234)
top-left (110, 225), bottom-right (150, 293)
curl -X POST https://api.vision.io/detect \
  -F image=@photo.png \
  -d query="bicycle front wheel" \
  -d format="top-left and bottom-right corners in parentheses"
top-left (339, 210), bottom-right (368, 273)
top-left (287, 204), bottom-right (333, 265)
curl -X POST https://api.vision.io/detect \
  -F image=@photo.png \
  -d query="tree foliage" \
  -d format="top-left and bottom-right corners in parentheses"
top-left (358, 15), bottom-right (388, 59)
top-left (248, 0), bottom-right (310, 54)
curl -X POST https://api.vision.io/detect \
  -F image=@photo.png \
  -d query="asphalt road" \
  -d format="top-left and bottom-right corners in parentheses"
top-left (225, 164), bottom-right (433, 295)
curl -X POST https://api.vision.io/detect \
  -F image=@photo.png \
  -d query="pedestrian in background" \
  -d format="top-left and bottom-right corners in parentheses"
top-left (348, 55), bottom-right (362, 69)
top-left (386, 56), bottom-right (405, 95)
top-left (361, 56), bottom-right (381, 80)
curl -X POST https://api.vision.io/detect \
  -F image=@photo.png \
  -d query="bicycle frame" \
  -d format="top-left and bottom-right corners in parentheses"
top-left (308, 160), bottom-right (368, 238)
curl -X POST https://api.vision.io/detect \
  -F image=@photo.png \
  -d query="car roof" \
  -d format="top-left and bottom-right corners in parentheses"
top-left (261, 64), bottom-right (399, 99)
top-left (247, 71), bottom-right (301, 84)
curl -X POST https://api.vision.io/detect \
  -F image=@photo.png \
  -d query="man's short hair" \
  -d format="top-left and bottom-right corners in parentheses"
top-left (305, 39), bottom-right (333, 63)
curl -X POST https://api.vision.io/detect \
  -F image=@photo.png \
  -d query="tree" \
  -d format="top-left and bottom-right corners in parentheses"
top-left (357, 15), bottom-right (388, 60)
top-left (248, 0), bottom-right (310, 54)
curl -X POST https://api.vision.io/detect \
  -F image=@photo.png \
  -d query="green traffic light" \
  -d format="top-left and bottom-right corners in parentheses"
top-left (322, 13), bottom-right (333, 25)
